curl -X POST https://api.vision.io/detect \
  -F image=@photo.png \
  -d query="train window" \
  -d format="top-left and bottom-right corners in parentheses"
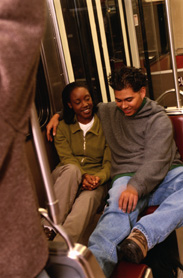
top-left (60, 0), bottom-right (103, 104)
top-left (129, 0), bottom-right (183, 107)
top-left (35, 58), bottom-right (51, 128)
top-left (41, 0), bottom-right (183, 110)
top-left (38, 0), bottom-right (67, 119)
top-left (96, 0), bottom-right (127, 70)
top-left (57, 0), bottom-right (131, 103)
top-left (26, 57), bottom-right (50, 139)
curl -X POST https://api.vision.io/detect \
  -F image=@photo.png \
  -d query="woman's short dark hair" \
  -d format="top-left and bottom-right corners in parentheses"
top-left (62, 81), bottom-right (96, 124)
top-left (108, 66), bottom-right (147, 92)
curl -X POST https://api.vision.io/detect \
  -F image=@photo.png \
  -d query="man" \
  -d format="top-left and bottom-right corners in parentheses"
top-left (88, 66), bottom-right (183, 277)
top-left (0, 1), bottom-right (49, 277)
top-left (46, 66), bottom-right (183, 277)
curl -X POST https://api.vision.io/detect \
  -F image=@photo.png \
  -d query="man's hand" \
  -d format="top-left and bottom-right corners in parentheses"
top-left (119, 185), bottom-right (138, 213)
top-left (46, 113), bottom-right (60, 141)
top-left (82, 174), bottom-right (101, 190)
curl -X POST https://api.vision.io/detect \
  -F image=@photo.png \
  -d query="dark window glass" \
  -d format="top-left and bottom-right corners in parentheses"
top-left (35, 58), bottom-right (51, 128)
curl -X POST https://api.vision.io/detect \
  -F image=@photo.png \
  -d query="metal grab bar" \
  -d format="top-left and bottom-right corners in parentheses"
top-left (30, 103), bottom-right (74, 250)
top-left (165, 0), bottom-right (181, 108)
top-left (156, 89), bottom-right (183, 104)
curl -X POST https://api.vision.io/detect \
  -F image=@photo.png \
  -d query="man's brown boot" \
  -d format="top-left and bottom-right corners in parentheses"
top-left (118, 229), bottom-right (148, 264)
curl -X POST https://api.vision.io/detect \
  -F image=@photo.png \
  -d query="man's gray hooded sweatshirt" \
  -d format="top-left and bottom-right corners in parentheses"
top-left (97, 98), bottom-right (183, 198)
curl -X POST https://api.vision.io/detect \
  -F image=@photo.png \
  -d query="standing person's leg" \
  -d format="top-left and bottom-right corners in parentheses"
top-left (52, 164), bottom-right (82, 223)
top-left (120, 167), bottom-right (183, 263)
top-left (60, 182), bottom-right (109, 243)
top-left (88, 176), bottom-right (148, 278)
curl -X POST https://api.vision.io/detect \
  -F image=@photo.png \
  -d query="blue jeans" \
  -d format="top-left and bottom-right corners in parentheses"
top-left (88, 167), bottom-right (183, 278)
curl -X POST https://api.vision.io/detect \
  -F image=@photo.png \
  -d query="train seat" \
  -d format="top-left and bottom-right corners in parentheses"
top-left (110, 114), bottom-right (183, 278)
top-left (30, 114), bottom-right (183, 277)
top-left (111, 261), bottom-right (150, 278)
top-left (169, 115), bottom-right (183, 160)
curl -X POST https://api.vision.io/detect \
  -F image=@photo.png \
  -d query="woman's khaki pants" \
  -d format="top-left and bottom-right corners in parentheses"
top-left (52, 164), bottom-right (109, 243)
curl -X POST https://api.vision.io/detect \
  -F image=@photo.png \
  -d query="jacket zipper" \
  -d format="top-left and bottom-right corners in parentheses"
top-left (81, 136), bottom-right (86, 164)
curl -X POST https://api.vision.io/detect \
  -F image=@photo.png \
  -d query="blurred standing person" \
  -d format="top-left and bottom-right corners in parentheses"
top-left (0, 1), bottom-right (49, 278)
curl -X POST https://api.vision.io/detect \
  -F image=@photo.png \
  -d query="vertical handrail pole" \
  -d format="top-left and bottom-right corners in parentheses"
top-left (31, 103), bottom-right (60, 224)
top-left (31, 104), bottom-right (75, 250)
top-left (124, 0), bottom-right (140, 68)
top-left (165, 0), bottom-right (181, 108)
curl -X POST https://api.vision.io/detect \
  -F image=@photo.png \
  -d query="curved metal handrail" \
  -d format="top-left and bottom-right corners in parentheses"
top-left (156, 89), bottom-right (183, 104)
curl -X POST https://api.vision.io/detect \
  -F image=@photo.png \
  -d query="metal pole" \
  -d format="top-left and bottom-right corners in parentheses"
top-left (30, 103), bottom-right (60, 225)
top-left (31, 104), bottom-right (76, 250)
top-left (165, 0), bottom-right (181, 108)
top-left (137, 0), bottom-right (154, 99)
top-left (124, 0), bottom-right (140, 68)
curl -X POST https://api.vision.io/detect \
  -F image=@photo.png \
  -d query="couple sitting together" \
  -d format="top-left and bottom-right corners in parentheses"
top-left (46, 65), bottom-right (183, 277)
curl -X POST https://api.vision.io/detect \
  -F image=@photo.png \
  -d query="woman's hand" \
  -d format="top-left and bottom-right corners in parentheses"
top-left (118, 185), bottom-right (138, 213)
top-left (82, 174), bottom-right (101, 190)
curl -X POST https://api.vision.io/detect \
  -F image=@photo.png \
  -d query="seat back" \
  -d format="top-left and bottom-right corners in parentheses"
top-left (169, 114), bottom-right (183, 160)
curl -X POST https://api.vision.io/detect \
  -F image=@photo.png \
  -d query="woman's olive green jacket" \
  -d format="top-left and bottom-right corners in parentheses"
top-left (54, 114), bottom-right (111, 185)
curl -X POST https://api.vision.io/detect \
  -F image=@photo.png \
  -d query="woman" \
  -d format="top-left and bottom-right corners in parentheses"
top-left (50, 81), bottom-right (111, 244)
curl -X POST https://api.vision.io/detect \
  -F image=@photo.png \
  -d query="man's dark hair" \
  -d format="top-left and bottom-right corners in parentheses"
top-left (62, 81), bottom-right (96, 125)
top-left (108, 66), bottom-right (147, 92)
